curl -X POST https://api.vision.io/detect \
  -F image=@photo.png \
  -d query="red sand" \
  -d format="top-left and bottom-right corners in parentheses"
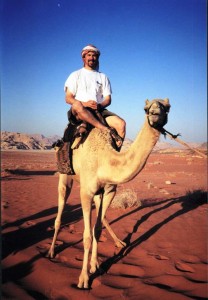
top-left (1, 150), bottom-right (208, 300)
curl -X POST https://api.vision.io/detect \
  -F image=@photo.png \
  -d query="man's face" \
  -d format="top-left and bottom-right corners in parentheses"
top-left (83, 51), bottom-right (99, 70)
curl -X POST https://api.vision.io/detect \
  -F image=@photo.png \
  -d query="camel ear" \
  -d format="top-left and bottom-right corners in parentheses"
top-left (164, 98), bottom-right (171, 112)
top-left (144, 99), bottom-right (150, 113)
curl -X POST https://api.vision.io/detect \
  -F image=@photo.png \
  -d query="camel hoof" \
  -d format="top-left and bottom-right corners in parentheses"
top-left (77, 280), bottom-right (89, 289)
top-left (90, 264), bottom-right (99, 274)
top-left (46, 249), bottom-right (55, 259)
top-left (78, 272), bottom-right (89, 289)
top-left (77, 283), bottom-right (89, 290)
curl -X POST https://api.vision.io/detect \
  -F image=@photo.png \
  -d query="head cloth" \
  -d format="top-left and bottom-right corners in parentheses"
top-left (81, 44), bottom-right (100, 57)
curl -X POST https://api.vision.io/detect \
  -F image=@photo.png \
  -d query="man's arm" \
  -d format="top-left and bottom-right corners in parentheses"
top-left (65, 89), bottom-right (96, 109)
top-left (65, 88), bottom-right (77, 105)
top-left (65, 87), bottom-right (111, 110)
top-left (98, 95), bottom-right (111, 110)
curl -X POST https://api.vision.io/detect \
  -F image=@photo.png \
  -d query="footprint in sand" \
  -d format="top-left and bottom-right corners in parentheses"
top-left (36, 240), bottom-right (63, 255)
top-left (154, 254), bottom-right (169, 260)
top-left (36, 242), bottom-right (51, 254)
top-left (75, 255), bottom-right (83, 261)
top-left (175, 261), bottom-right (195, 273)
top-left (2, 201), bottom-right (9, 208)
top-left (50, 253), bottom-right (84, 269)
top-left (180, 254), bottom-right (200, 264)
top-left (108, 263), bottom-right (145, 277)
top-left (47, 224), bottom-right (77, 233)
top-left (19, 220), bottom-right (36, 229)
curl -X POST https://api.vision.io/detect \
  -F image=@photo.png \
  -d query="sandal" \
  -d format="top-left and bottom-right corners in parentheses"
top-left (109, 128), bottom-right (123, 150)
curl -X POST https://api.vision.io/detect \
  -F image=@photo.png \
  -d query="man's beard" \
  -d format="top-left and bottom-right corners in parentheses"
top-left (88, 60), bottom-right (99, 70)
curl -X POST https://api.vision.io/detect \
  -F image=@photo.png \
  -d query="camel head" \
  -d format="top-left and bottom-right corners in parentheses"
top-left (144, 98), bottom-right (171, 129)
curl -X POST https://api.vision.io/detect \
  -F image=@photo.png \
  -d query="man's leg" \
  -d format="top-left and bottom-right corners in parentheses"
top-left (105, 115), bottom-right (126, 140)
top-left (72, 101), bottom-right (108, 131)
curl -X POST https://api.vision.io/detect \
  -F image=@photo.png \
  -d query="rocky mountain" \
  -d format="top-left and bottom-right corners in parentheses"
top-left (1, 131), bottom-right (206, 151)
top-left (1, 131), bottom-right (60, 150)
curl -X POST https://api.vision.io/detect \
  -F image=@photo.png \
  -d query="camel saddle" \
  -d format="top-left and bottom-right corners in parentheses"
top-left (53, 109), bottom-right (122, 175)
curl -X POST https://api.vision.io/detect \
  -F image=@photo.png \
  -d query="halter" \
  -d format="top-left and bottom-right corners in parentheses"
top-left (144, 100), bottom-right (169, 131)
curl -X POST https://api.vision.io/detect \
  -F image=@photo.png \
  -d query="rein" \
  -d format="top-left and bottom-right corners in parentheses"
top-left (147, 120), bottom-right (207, 158)
top-left (159, 127), bottom-right (207, 159)
top-left (145, 101), bottom-right (206, 158)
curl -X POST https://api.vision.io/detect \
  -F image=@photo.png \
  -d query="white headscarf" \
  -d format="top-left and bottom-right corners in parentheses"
top-left (81, 44), bottom-right (101, 57)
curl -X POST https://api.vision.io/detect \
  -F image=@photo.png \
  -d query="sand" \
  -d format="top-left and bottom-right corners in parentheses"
top-left (1, 150), bottom-right (207, 300)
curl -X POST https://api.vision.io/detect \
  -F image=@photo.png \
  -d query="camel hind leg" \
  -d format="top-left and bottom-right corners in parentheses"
top-left (90, 184), bottom-right (126, 274)
top-left (47, 174), bottom-right (73, 258)
top-left (103, 217), bottom-right (126, 248)
top-left (94, 185), bottom-right (126, 249)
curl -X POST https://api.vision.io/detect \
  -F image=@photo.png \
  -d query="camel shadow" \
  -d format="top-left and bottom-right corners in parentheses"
top-left (2, 190), bottom-right (206, 289)
top-left (2, 203), bottom-right (80, 230)
top-left (3, 169), bottom-right (56, 176)
top-left (2, 199), bottom-right (91, 285)
top-left (106, 197), bottom-right (175, 228)
top-left (2, 253), bottom-right (49, 300)
top-left (89, 189), bottom-right (207, 287)
top-left (1, 176), bottom-right (32, 181)
top-left (2, 203), bottom-right (83, 259)
top-left (2, 254), bottom-right (40, 284)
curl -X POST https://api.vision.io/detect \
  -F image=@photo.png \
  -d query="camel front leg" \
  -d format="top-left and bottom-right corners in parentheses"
top-left (47, 174), bottom-right (73, 258)
top-left (77, 190), bottom-right (93, 289)
top-left (90, 194), bottom-right (103, 274)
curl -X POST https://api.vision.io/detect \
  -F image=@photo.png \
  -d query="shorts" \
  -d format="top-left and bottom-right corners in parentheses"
top-left (67, 107), bottom-right (119, 124)
top-left (99, 108), bottom-right (119, 119)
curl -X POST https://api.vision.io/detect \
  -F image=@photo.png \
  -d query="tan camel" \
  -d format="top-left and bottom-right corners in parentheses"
top-left (48, 98), bottom-right (171, 289)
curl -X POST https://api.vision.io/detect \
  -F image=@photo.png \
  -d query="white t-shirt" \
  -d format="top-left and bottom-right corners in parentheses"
top-left (64, 68), bottom-right (112, 104)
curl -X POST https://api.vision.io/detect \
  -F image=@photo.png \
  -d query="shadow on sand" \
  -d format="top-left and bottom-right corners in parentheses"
top-left (2, 190), bottom-right (207, 290)
top-left (3, 169), bottom-right (56, 176)
top-left (2, 203), bottom-right (83, 259)
top-left (88, 189), bottom-right (207, 287)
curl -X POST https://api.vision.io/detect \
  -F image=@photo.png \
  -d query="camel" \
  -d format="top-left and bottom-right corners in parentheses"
top-left (48, 98), bottom-right (171, 289)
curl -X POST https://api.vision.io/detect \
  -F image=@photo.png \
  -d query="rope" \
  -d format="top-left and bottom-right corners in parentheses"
top-left (160, 128), bottom-right (207, 159)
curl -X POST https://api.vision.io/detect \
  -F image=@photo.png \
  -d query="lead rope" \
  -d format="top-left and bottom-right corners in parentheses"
top-left (159, 127), bottom-right (207, 159)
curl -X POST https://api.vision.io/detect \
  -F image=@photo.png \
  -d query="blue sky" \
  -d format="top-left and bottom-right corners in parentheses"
top-left (1, 0), bottom-right (207, 143)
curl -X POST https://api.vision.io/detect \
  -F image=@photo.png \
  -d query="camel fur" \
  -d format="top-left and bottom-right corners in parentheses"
top-left (48, 98), bottom-right (171, 289)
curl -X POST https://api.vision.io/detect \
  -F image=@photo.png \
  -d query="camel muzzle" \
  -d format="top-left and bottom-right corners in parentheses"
top-left (145, 100), bottom-right (170, 129)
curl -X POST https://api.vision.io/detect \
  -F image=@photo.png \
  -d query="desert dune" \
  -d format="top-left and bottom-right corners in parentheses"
top-left (1, 149), bottom-right (207, 300)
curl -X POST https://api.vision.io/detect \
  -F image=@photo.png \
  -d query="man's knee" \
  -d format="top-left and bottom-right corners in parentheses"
top-left (106, 116), bottom-right (126, 135)
top-left (116, 118), bottom-right (126, 135)
top-left (119, 118), bottom-right (126, 132)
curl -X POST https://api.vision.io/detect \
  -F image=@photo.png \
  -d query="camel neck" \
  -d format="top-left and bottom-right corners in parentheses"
top-left (101, 117), bottom-right (160, 184)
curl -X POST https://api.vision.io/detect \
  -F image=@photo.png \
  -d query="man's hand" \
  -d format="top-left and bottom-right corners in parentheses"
top-left (83, 100), bottom-right (98, 110)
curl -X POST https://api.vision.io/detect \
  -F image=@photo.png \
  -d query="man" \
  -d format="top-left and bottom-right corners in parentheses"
top-left (63, 44), bottom-right (126, 148)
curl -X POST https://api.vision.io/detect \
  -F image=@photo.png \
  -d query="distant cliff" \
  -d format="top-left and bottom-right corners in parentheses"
top-left (1, 131), bottom-right (206, 151)
top-left (1, 131), bottom-right (60, 150)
